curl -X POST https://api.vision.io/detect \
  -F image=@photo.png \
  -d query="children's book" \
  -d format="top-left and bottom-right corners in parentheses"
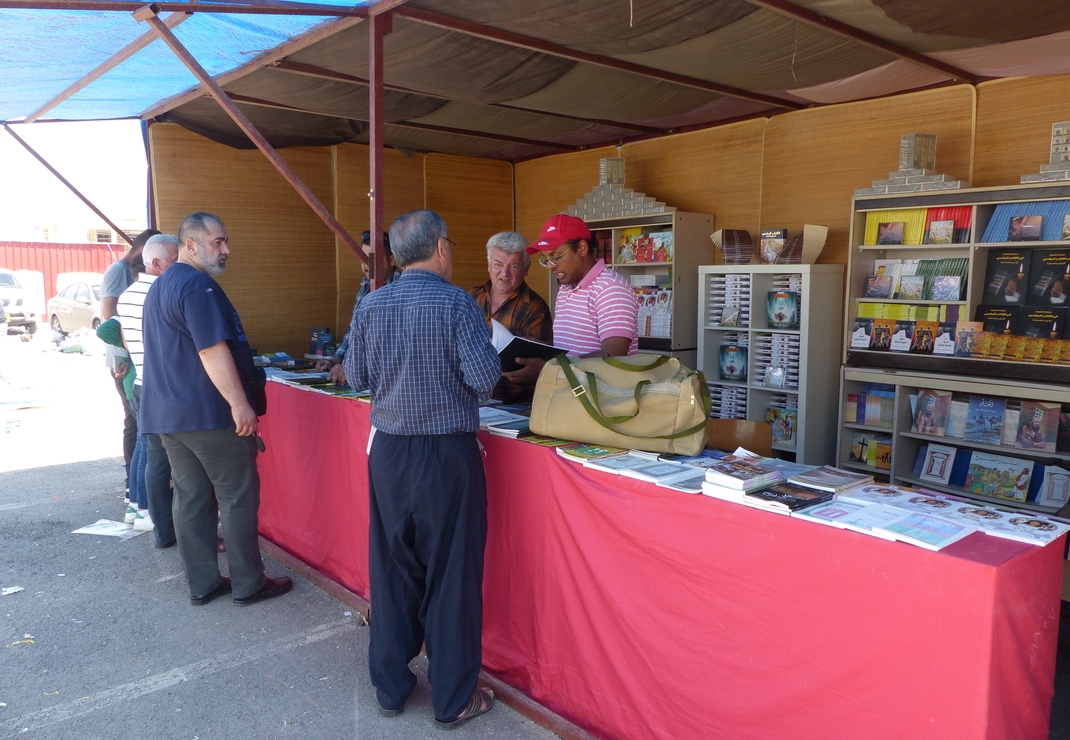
top-left (964, 452), bottom-right (1034, 502)
top-left (963, 396), bottom-right (1007, 445)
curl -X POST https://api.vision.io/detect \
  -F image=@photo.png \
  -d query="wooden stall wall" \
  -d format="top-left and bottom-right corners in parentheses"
top-left (149, 123), bottom-right (336, 357)
top-left (973, 74), bottom-right (1070, 188)
top-left (515, 119), bottom-right (766, 299)
top-left (333, 144), bottom-right (425, 336)
top-left (424, 153), bottom-right (514, 293)
top-left (762, 86), bottom-right (975, 265)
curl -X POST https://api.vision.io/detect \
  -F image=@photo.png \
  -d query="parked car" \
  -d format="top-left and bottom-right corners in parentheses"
top-left (47, 277), bottom-right (103, 334)
top-left (0, 268), bottom-right (39, 334)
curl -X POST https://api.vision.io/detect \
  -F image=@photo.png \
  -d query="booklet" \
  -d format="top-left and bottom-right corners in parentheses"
top-left (490, 319), bottom-right (567, 372)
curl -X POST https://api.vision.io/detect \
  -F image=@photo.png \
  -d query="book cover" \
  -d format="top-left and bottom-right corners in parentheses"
top-left (719, 345), bottom-right (748, 382)
top-left (1015, 400), bottom-right (1061, 453)
top-left (1016, 306), bottom-right (1067, 339)
top-left (767, 291), bottom-right (799, 329)
top-left (927, 219), bottom-right (955, 245)
top-left (619, 461), bottom-right (693, 482)
top-left (889, 320), bottom-right (914, 352)
top-left (648, 231), bottom-right (673, 262)
top-left (656, 472), bottom-right (707, 494)
top-left (919, 443), bottom-right (957, 485)
top-left (1041, 337), bottom-right (1066, 364)
top-left (982, 249), bottom-right (1030, 305)
top-left (934, 322), bottom-right (957, 355)
top-left (1002, 334), bottom-right (1029, 361)
top-left (975, 305), bottom-right (1019, 334)
top-left (1022, 336), bottom-right (1048, 362)
top-left (766, 407), bottom-right (797, 446)
top-left (910, 321), bottom-right (937, 353)
top-left (743, 483), bottom-right (833, 513)
top-left (849, 318), bottom-right (874, 349)
top-left (911, 389), bottom-right (951, 436)
top-left (1025, 249), bottom-right (1070, 306)
top-left (582, 453), bottom-right (653, 474)
top-left (929, 275), bottom-right (962, 301)
top-left (964, 452), bottom-right (1034, 502)
top-left (616, 227), bottom-right (643, 263)
top-left (556, 443), bottom-right (628, 462)
top-left (876, 221), bottom-right (905, 245)
top-left (794, 500), bottom-right (869, 527)
top-left (896, 275), bottom-right (926, 301)
top-left (987, 515), bottom-right (1070, 546)
top-left (1009, 215), bottom-right (1044, 241)
top-left (984, 332), bottom-right (1012, 360)
top-left (704, 461), bottom-right (781, 490)
top-left (864, 276), bottom-right (893, 299)
top-left (837, 484), bottom-right (915, 507)
top-left (873, 512), bottom-right (975, 551)
top-left (1034, 466), bottom-right (1070, 507)
top-left (971, 332), bottom-right (996, 359)
top-left (759, 229), bottom-right (786, 264)
top-left (490, 320), bottom-right (568, 372)
top-left (963, 396), bottom-right (1007, 445)
top-left (834, 503), bottom-right (908, 540)
top-left (870, 318), bottom-right (895, 350)
top-left (953, 321), bottom-right (982, 357)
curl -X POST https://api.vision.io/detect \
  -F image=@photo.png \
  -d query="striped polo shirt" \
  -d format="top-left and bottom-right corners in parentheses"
top-left (116, 273), bottom-right (157, 387)
top-left (553, 260), bottom-right (639, 356)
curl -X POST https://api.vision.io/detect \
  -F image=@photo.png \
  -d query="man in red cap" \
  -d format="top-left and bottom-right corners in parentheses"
top-left (505, 214), bottom-right (639, 385)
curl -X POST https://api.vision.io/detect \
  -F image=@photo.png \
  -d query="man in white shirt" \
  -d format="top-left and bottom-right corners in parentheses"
top-left (117, 234), bottom-right (179, 546)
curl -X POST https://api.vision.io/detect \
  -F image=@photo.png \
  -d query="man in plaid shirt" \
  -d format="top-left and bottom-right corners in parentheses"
top-left (470, 231), bottom-right (552, 402)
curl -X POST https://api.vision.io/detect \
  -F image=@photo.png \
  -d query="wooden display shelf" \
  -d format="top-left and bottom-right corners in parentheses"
top-left (899, 430), bottom-right (1070, 464)
top-left (893, 472), bottom-right (1064, 515)
top-left (846, 350), bottom-right (1070, 384)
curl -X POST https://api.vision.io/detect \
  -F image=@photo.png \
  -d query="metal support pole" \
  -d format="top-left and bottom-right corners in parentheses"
top-left (3, 123), bottom-right (133, 246)
top-left (368, 11), bottom-right (391, 290)
top-left (133, 2), bottom-right (365, 261)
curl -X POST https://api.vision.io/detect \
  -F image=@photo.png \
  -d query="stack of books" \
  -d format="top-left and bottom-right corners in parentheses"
top-left (701, 460), bottom-right (784, 502)
top-left (707, 274), bottom-right (751, 328)
top-left (710, 229), bottom-right (754, 265)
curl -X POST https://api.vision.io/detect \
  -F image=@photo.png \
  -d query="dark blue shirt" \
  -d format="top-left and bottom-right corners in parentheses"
top-left (139, 263), bottom-right (251, 434)
top-left (343, 269), bottom-right (501, 435)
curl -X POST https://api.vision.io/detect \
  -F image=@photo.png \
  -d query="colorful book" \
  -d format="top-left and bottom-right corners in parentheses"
top-left (876, 221), bottom-right (905, 245)
top-left (896, 275), bottom-right (926, 301)
top-left (986, 514), bottom-right (1070, 546)
top-left (742, 483), bottom-right (834, 514)
top-left (873, 511), bottom-right (975, 551)
top-left (1015, 400), bottom-right (1061, 453)
top-left (963, 396), bottom-right (1006, 445)
top-left (953, 321), bottom-right (982, 357)
top-left (927, 219), bottom-right (955, 245)
top-left (964, 452), bottom-right (1034, 502)
top-left (910, 321), bottom-right (937, 353)
top-left (788, 465), bottom-right (873, 493)
top-left (849, 318), bottom-right (874, 349)
top-left (793, 499), bottom-right (869, 527)
top-left (864, 276), bottom-right (893, 299)
top-left (556, 443), bottom-right (628, 463)
top-left (870, 318), bottom-right (895, 350)
top-left (889, 320), bottom-right (914, 352)
top-left (1008, 215), bottom-right (1044, 241)
top-left (911, 389), bottom-right (951, 436)
top-left (759, 229), bottom-right (786, 264)
top-left (919, 443), bottom-right (957, 485)
top-left (933, 322), bottom-right (957, 355)
top-left (929, 275), bottom-right (962, 301)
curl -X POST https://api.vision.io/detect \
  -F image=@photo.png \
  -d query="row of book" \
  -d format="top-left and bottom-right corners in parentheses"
top-left (850, 313), bottom-right (1070, 360)
top-left (856, 303), bottom-right (965, 321)
top-left (979, 201), bottom-right (1070, 243)
top-left (909, 389), bottom-right (1065, 452)
top-left (982, 248), bottom-right (1070, 306)
top-left (752, 333), bottom-right (799, 389)
top-left (912, 444), bottom-right (1069, 509)
top-left (844, 386), bottom-right (895, 428)
top-left (636, 287), bottom-right (672, 338)
top-left (265, 369), bottom-right (371, 400)
top-left (865, 258), bottom-right (969, 301)
top-left (849, 431), bottom-right (892, 470)
top-left (617, 228), bottom-right (674, 263)
top-left (707, 273), bottom-right (751, 327)
top-left (766, 401), bottom-right (798, 447)
top-left (862, 206), bottom-right (972, 246)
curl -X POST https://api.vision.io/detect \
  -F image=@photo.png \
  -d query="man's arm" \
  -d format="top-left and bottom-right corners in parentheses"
top-left (198, 340), bottom-right (257, 436)
top-left (580, 336), bottom-right (631, 358)
top-left (101, 296), bottom-right (119, 320)
top-left (457, 298), bottom-right (502, 400)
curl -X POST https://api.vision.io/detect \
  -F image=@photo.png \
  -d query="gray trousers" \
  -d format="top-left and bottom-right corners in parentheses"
top-left (161, 427), bottom-right (266, 600)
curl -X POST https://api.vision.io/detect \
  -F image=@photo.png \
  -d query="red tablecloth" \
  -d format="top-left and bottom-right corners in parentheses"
top-left (258, 382), bottom-right (1063, 740)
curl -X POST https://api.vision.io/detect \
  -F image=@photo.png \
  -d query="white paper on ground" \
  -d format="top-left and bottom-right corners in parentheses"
top-left (72, 519), bottom-right (146, 539)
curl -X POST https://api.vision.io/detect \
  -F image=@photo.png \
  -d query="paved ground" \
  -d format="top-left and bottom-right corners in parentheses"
top-left (0, 331), bottom-right (557, 740)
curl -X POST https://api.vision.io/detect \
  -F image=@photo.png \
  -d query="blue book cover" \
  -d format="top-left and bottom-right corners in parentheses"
top-left (963, 396), bottom-right (1007, 445)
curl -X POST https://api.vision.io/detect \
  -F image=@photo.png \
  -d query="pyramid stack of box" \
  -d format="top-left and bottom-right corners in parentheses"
top-left (1021, 121), bottom-right (1070, 183)
top-left (565, 157), bottom-right (671, 220)
top-left (854, 133), bottom-right (969, 196)
top-left (710, 228), bottom-right (754, 265)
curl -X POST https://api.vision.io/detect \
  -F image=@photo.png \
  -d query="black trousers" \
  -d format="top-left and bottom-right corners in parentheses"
top-left (113, 374), bottom-right (137, 487)
top-left (368, 431), bottom-right (487, 722)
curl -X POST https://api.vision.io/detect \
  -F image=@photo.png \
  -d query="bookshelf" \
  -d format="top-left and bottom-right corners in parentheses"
top-left (837, 366), bottom-right (1070, 516)
top-left (843, 181), bottom-right (1070, 383)
top-left (697, 264), bottom-right (843, 464)
top-left (583, 211), bottom-right (714, 368)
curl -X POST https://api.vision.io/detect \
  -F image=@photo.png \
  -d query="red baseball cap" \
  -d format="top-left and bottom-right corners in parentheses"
top-left (526, 214), bottom-right (591, 254)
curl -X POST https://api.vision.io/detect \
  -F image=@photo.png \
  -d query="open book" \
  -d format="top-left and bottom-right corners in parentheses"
top-left (490, 319), bottom-right (567, 372)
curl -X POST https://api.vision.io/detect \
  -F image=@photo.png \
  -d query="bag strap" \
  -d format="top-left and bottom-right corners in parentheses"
top-left (602, 355), bottom-right (670, 372)
top-left (557, 355), bottom-right (709, 441)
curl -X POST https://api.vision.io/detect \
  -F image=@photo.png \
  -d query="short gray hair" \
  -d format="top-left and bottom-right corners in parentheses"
top-left (143, 234), bottom-right (179, 265)
top-left (389, 210), bottom-right (447, 267)
top-left (178, 212), bottom-right (224, 246)
top-left (486, 231), bottom-right (530, 266)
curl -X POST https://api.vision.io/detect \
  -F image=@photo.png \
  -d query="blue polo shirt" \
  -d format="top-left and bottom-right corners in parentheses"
top-left (139, 263), bottom-right (251, 434)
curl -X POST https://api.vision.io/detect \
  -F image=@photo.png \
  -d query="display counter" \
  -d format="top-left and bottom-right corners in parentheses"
top-left (257, 382), bottom-right (1063, 740)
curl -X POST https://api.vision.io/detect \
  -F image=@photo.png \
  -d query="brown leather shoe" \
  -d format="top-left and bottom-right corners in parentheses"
top-left (434, 686), bottom-right (494, 729)
top-left (233, 576), bottom-right (293, 606)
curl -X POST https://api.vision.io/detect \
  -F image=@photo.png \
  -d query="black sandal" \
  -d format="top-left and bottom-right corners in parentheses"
top-left (434, 686), bottom-right (494, 729)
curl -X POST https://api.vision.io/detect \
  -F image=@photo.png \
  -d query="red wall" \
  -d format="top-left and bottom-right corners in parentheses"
top-left (0, 242), bottom-right (121, 297)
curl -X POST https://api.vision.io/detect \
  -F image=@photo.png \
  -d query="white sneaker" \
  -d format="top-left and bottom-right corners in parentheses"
top-left (124, 504), bottom-right (138, 524)
top-left (132, 509), bottom-right (154, 531)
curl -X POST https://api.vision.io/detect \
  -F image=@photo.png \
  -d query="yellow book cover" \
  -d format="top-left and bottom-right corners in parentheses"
top-left (1022, 337), bottom-right (1047, 363)
top-left (985, 333), bottom-right (1012, 359)
top-left (1041, 338), bottom-right (1065, 364)
top-left (863, 209), bottom-right (928, 246)
top-left (1002, 335), bottom-right (1029, 362)
top-left (971, 332), bottom-right (995, 359)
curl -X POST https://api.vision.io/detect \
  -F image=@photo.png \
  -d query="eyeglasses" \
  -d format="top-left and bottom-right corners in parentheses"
top-left (440, 237), bottom-right (456, 253)
top-left (537, 243), bottom-right (573, 269)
